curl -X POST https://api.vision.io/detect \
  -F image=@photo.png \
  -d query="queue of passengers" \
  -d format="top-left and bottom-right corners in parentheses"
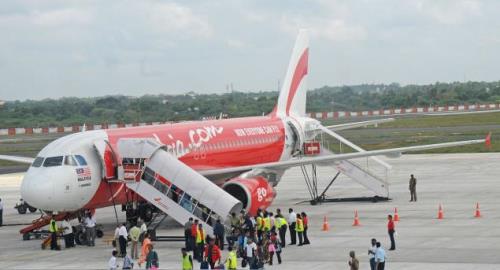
top-left (182, 207), bottom-right (311, 269)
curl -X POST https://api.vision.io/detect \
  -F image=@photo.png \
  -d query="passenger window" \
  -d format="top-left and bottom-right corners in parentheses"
top-left (43, 156), bottom-right (63, 167)
top-left (32, 157), bottom-right (44, 167)
top-left (64, 155), bottom-right (78, 166)
top-left (75, 155), bottom-right (88, 166)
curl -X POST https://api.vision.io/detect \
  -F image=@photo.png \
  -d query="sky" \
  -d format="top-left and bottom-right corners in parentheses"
top-left (1, 0), bottom-right (499, 100)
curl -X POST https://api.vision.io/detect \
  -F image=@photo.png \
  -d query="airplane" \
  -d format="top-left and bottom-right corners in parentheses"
top-left (0, 30), bottom-right (487, 240)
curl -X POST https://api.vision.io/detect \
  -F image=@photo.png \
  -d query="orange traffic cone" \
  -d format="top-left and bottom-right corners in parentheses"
top-left (322, 216), bottom-right (330, 231)
top-left (352, 210), bottom-right (361, 226)
top-left (474, 202), bottom-right (482, 218)
top-left (437, 204), bottom-right (444, 219)
top-left (394, 207), bottom-right (400, 222)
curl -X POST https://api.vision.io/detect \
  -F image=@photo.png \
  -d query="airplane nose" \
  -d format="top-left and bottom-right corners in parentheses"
top-left (21, 169), bottom-right (54, 211)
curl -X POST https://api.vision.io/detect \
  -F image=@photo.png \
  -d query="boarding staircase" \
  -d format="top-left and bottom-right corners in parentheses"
top-left (111, 138), bottom-right (243, 235)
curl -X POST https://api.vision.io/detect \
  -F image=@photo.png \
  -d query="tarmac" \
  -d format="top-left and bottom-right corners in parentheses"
top-left (1, 153), bottom-right (500, 269)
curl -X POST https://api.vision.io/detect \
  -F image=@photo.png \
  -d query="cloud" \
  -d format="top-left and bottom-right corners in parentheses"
top-left (32, 8), bottom-right (92, 26)
top-left (145, 2), bottom-right (213, 38)
top-left (225, 38), bottom-right (246, 48)
top-left (415, 0), bottom-right (482, 25)
top-left (280, 15), bottom-right (366, 42)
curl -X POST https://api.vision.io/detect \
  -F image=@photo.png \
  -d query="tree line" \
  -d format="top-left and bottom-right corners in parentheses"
top-left (1, 81), bottom-right (500, 128)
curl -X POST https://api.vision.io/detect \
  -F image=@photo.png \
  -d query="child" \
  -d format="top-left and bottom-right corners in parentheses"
top-left (108, 250), bottom-right (119, 270)
top-left (268, 238), bottom-right (276, 265)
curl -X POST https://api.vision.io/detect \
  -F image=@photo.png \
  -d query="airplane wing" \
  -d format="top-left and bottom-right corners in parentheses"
top-left (200, 138), bottom-right (485, 176)
top-left (0, 155), bottom-right (35, 164)
top-left (324, 118), bottom-right (394, 131)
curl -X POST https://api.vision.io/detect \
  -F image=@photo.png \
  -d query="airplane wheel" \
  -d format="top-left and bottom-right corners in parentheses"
top-left (22, 233), bottom-right (31, 241)
top-left (28, 206), bottom-right (37, 213)
top-left (17, 205), bottom-right (27, 215)
top-left (96, 229), bottom-right (103, 238)
top-left (75, 231), bottom-right (87, 246)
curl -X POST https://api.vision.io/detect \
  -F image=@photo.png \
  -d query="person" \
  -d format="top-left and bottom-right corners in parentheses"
top-left (204, 238), bottom-right (222, 269)
top-left (145, 244), bottom-right (159, 270)
top-left (184, 217), bottom-right (193, 251)
top-left (213, 219), bottom-right (225, 250)
top-left (181, 248), bottom-right (193, 270)
top-left (49, 215), bottom-right (59, 250)
top-left (84, 212), bottom-right (96, 246)
top-left (375, 242), bottom-right (386, 270)
top-left (256, 211), bottom-right (264, 243)
top-left (225, 246), bottom-right (237, 270)
top-left (301, 212), bottom-right (310, 245)
top-left (276, 212), bottom-right (287, 248)
top-left (190, 219), bottom-right (199, 259)
top-left (295, 213), bottom-right (304, 246)
top-left (274, 238), bottom-right (283, 264)
top-left (268, 237), bottom-right (276, 265)
top-left (118, 223), bottom-right (128, 257)
top-left (288, 208), bottom-right (297, 245)
top-left (139, 233), bottom-right (152, 267)
top-left (230, 212), bottom-right (240, 229)
top-left (61, 217), bottom-right (74, 248)
top-left (109, 250), bottom-right (119, 270)
top-left (195, 223), bottom-right (206, 262)
top-left (139, 219), bottom-right (148, 243)
top-left (349, 250), bottom-right (359, 270)
top-left (0, 198), bottom-right (3, 226)
top-left (368, 238), bottom-right (377, 270)
top-left (387, 215), bottom-right (396, 250)
top-left (409, 174), bottom-right (417, 202)
top-left (129, 223), bottom-right (141, 259)
top-left (245, 238), bottom-right (257, 267)
top-left (122, 254), bottom-right (134, 270)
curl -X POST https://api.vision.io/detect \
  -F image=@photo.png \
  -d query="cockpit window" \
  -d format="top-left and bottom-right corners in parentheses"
top-left (64, 155), bottom-right (78, 166)
top-left (75, 155), bottom-right (87, 166)
top-left (32, 157), bottom-right (44, 167)
top-left (43, 156), bottom-right (64, 167)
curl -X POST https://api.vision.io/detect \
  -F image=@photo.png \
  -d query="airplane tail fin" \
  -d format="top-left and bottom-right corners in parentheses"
top-left (272, 29), bottom-right (309, 118)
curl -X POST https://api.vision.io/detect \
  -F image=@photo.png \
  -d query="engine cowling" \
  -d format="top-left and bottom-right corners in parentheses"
top-left (222, 176), bottom-right (276, 216)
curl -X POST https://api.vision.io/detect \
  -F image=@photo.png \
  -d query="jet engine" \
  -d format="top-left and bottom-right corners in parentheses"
top-left (222, 176), bottom-right (276, 216)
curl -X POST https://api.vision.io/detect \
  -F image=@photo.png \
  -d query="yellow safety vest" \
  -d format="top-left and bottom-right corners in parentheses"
top-left (264, 217), bottom-right (271, 231)
top-left (281, 217), bottom-right (288, 227)
top-left (225, 251), bottom-right (237, 269)
top-left (182, 254), bottom-right (193, 270)
top-left (196, 228), bottom-right (205, 244)
top-left (275, 217), bottom-right (282, 229)
top-left (296, 218), bottom-right (304, 232)
top-left (49, 219), bottom-right (57, 233)
top-left (256, 216), bottom-right (263, 230)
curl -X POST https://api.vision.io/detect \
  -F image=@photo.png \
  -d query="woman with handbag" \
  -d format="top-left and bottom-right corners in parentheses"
top-left (145, 244), bottom-right (159, 270)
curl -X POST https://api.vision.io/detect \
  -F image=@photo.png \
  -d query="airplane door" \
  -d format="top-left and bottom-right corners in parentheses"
top-left (93, 140), bottom-right (118, 180)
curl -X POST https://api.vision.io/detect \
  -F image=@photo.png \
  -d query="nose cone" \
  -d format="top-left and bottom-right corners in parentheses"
top-left (21, 169), bottom-right (54, 211)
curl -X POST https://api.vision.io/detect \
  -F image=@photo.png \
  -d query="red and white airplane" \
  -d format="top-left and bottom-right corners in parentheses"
top-left (0, 30), bottom-right (486, 234)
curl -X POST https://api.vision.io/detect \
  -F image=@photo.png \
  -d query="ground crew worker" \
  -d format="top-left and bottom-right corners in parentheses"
top-left (184, 217), bottom-right (193, 251)
top-left (349, 250), bottom-right (359, 270)
top-left (61, 217), bottom-right (74, 248)
top-left (129, 223), bottom-right (141, 259)
top-left (0, 198), bottom-right (3, 226)
top-left (49, 215), bottom-right (59, 250)
top-left (295, 213), bottom-right (304, 246)
top-left (190, 220), bottom-right (199, 259)
top-left (288, 208), bottom-right (297, 245)
top-left (225, 246), bottom-right (237, 270)
top-left (195, 223), bottom-right (205, 262)
top-left (84, 212), bottom-right (96, 246)
top-left (301, 212), bottom-right (310, 245)
top-left (387, 215), bottom-right (396, 250)
top-left (181, 248), bottom-right (193, 270)
top-left (263, 213), bottom-right (271, 233)
top-left (276, 213), bottom-right (287, 247)
top-left (256, 211), bottom-right (264, 242)
top-left (409, 174), bottom-right (417, 202)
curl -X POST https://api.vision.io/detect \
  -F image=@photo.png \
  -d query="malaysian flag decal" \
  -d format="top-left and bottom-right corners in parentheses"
top-left (76, 167), bottom-right (92, 181)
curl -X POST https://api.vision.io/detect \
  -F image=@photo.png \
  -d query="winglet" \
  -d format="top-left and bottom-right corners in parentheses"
top-left (485, 132), bottom-right (492, 149)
